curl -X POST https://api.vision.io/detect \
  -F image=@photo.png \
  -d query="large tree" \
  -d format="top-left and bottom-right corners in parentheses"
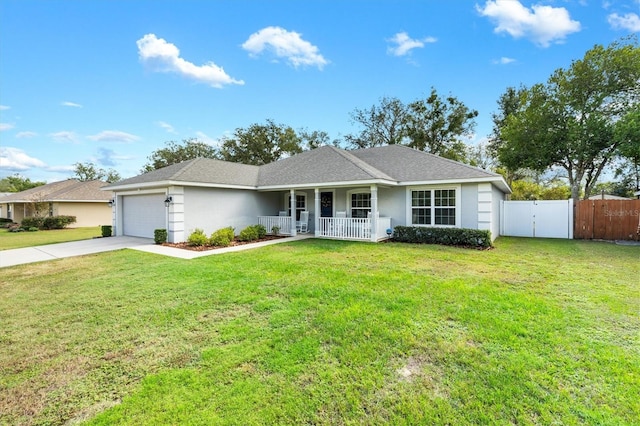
top-left (499, 38), bottom-right (640, 202)
top-left (141, 138), bottom-right (219, 173)
top-left (404, 88), bottom-right (478, 162)
top-left (219, 120), bottom-right (303, 165)
top-left (614, 106), bottom-right (640, 193)
top-left (73, 162), bottom-right (121, 183)
top-left (345, 96), bottom-right (407, 148)
top-left (0, 174), bottom-right (46, 192)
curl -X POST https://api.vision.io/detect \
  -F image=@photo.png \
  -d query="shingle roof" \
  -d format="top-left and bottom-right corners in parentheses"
top-left (0, 179), bottom-right (112, 202)
top-left (349, 145), bottom-right (504, 182)
top-left (104, 145), bottom-right (510, 192)
top-left (105, 158), bottom-right (260, 189)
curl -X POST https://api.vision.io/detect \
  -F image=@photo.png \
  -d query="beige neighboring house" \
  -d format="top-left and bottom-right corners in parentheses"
top-left (587, 193), bottom-right (632, 200)
top-left (0, 179), bottom-right (113, 227)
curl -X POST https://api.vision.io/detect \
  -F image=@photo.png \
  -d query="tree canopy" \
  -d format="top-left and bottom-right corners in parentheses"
top-left (219, 119), bottom-right (303, 165)
top-left (497, 37), bottom-right (640, 201)
top-left (73, 162), bottom-right (121, 183)
top-left (345, 89), bottom-right (478, 162)
top-left (141, 138), bottom-right (219, 173)
top-left (0, 174), bottom-right (46, 192)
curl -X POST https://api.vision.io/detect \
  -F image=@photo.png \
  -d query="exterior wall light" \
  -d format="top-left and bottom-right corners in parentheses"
top-left (107, 198), bottom-right (115, 207)
top-left (164, 196), bottom-right (173, 207)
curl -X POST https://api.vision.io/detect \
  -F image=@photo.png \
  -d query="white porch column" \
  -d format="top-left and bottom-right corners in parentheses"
top-left (290, 188), bottom-right (297, 237)
top-left (314, 188), bottom-right (320, 237)
top-left (370, 184), bottom-right (378, 242)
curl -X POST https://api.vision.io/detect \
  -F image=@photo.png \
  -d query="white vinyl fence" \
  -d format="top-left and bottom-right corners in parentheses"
top-left (500, 200), bottom-right (573, 239)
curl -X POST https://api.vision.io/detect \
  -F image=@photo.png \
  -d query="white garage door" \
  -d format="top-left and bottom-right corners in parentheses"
top-left (122, 194), bottom-right (166, 238)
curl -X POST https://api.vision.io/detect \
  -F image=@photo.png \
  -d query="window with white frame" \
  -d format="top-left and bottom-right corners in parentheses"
top-left (286, 194), bottom-right (306, 220)
top-left (350, 192), bottom-right (371, 218)
top-left (410, 188), bottom-right (457, 226)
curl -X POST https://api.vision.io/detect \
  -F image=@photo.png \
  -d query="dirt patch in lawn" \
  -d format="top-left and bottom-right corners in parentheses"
top-left (162, 235), bottom-right (289, 251)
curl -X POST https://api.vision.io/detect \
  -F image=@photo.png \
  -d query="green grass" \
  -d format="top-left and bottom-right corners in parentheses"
top-left (0, 238), bottom-right (638, 425)
top-left (0, 227), bottom-right (101, 250)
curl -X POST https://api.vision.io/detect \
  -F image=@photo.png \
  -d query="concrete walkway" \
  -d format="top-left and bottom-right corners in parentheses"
top-left (0, 235), bottom-right (312, 268)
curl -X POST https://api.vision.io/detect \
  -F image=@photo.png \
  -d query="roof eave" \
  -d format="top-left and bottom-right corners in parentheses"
top-left (104, 180), bottom-right (258, 192)
top-left (257, 179), bottom-right (398, 191)
top-left (400, 176), bottom-right (512, 193)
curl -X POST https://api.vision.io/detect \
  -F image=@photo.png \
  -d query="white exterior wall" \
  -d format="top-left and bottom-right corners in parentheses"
top-left (491, 184), bottom-right (504, 240)
top-left (182, 187), bottom-right (277, 241)
top-left (460, 184), bottom-right (478, 229)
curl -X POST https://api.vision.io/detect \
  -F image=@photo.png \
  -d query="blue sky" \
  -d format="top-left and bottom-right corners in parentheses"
top-left (1, 0), bottom-right (639, 182)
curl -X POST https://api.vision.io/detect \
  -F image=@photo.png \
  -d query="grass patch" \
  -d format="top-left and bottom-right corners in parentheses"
top-left (0, 238), bottom-right (638, 425)
top-left (0, 227), bottom-right (101, 250)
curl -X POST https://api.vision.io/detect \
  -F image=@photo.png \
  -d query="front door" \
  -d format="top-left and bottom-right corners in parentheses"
top-left (320, 192), bottom-right (333, 217)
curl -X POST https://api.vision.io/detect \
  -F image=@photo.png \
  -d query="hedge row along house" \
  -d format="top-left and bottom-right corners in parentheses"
top-left (103, 145), bottom-right (511, 243)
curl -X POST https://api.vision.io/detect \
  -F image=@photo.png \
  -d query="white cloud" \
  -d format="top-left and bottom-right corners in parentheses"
top-left (0, 147), bottom-right (46, 171)
top-left (88, 130), bottom-right (140, 143)
top-left (49, 131), bottom-right (78, 143)
top-left (242, 26), bottom-right (329, 69)
top-left (477, 0), bottom-right (581, 47)
top-left (61, 101), bottom-right (83, 108)
top-left (195, 131), bottom-right (220, 147)
top-left (137, 33), bottom-right (244, 88)
top-left (608, 13), bottom-right (640, 32)
top-left (0, 105), bottom-right (10, 110)
top-left (16, 131), bottom-right (38, 138)
top-left (156, 121), bottom-right (177, 134)
top-left (493, 56), bottom-right (516, 64)
top-left (387, 32), bottom-right (437, 56)
top-left (0, 123), bottom-right (15, 131)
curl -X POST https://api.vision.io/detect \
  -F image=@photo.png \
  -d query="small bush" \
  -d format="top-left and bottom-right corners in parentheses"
top-left (101, 225), bottom-right (112, 237)
top-left (209, 227), bottom-right (235, 247)
top-left (187, 228), bottom-right (208, 246)
top-left (28, 227), bottom-right (39, 232)
top-left (254, 224), bottom-right (267, 239)
top-left (271, 225), bottom-right (280, 235)
top-left (8, 225), bottom-right (23, 232)
top-left (393, 226), bottom-right (492, 249)
top-left (42, 215), bottom-right (76, 230)
top-left (154, 229), bottom-right (168, 244)
top-left (21, 217), bottom-right (45, 229)
top-left (238, 225), bottom-right (259, 242)
top-left (0, 218), bottom-right (13, 224)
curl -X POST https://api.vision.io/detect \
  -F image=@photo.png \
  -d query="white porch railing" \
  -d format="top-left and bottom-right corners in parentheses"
top-left (258, 216), bottom-right (293, 235)
top-left (317, 217), bottom-right (392, 241)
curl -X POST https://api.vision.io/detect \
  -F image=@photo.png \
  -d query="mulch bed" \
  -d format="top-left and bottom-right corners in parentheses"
top-left (162, 235), bottom-right (289, 252)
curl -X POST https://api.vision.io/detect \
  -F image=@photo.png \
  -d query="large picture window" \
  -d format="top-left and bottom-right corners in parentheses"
top-left (410, 188), bottom-right (457, 226)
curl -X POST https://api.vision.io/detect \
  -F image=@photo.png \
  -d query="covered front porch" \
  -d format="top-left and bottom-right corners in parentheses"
top-left (258, 185), bottom-right (393, 242)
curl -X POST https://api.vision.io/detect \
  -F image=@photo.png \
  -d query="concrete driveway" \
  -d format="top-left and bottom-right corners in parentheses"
top-left (0, 236), bottom-right (153, 268)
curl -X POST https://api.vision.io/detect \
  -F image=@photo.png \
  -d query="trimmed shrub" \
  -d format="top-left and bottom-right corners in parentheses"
top-left (209, 227), bottom-right (235, 247)
top-left (101, 225), bottom-right (112, 237)
top-left (254, 224), bottom-right (267, 239)
top-left (238, 225), bottom-right (259, 242)
top-left (271, 225), bottom-right (280, 235)
top-left (154, 229), bottom-right (168, 244)
top-left (42, 215), bottom-right (76, 230)
top-left (28, 227), bottom-right (39, 232)
top-left (0, 218), bottom-right (14, 224)
top-left (187, 228), bottom-right (208, 247)
top-left (393, 226), bottom-right (492, 249)
top-left (21, 217), bottom-right (45, 229)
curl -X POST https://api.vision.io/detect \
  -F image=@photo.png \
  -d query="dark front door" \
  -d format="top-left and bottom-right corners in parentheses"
top-left (320, 192), bottom-right (333, 217)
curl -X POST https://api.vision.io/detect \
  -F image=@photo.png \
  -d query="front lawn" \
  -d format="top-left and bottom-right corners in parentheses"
top-left (0, 226), bottom-right (102, 250)
top-left (0, 238), bottom-right (638, 425)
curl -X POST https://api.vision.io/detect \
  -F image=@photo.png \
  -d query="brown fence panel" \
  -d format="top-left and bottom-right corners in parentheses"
top-left (574, 200), bottom-right (640, 240)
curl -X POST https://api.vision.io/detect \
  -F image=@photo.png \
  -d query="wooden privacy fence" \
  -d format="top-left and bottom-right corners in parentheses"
top-left (574, 199), bottom-right (640, 240)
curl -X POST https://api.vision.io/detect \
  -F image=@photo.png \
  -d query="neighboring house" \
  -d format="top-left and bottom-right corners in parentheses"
top-left (103, 145), bottom-right (511, 243)
top-left (0, 179), bottom-right (113, 227)
top-left (587, 194), bottom-right (632, 200)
